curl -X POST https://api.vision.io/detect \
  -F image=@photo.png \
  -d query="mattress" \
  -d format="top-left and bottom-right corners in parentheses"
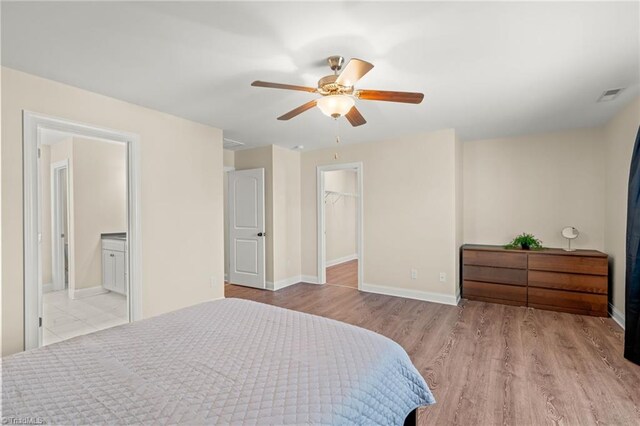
top-left (1, 298), bottom-right (435, 425)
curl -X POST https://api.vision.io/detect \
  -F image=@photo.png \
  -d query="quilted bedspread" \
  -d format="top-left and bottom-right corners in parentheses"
top-left (1, 298), bottom-right (434, 425)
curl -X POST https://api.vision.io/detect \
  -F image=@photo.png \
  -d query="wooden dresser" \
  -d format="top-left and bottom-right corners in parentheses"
top-left (462, 245), bottom-right (608, 316)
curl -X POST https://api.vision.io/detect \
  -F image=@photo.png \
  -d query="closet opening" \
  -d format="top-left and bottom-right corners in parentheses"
top-left (317, 162), bottom-right (363, 289)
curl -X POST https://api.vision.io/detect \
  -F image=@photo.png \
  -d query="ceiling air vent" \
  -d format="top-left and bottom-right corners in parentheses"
top-left (223, 138), bottom-right (245, 150)
top-left (597, 88), bottom-right (624, 102)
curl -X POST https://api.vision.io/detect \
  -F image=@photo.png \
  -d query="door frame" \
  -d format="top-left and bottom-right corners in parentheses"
top-left (316, 162), bottom-right (363, 289)
top-left (23, 111), bottom-right (142, 350)
top-left (50, 159), bottom-right (69, 293)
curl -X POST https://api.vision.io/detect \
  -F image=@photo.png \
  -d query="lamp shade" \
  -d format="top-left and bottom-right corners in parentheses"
top-left (316, 95), bottom-right (355, 118)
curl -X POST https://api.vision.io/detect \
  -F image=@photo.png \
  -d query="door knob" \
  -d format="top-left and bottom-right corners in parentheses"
top-left (257, 232), bottom-right (265, 237)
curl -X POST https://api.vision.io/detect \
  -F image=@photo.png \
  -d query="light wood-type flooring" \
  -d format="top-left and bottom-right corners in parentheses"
top-left (326, 259), bottom-right (358, 288)
top-left (225, 282), bottom-right (640, 425)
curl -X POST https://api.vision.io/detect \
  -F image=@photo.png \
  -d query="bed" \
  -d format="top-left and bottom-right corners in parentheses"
top-left (2, 298), bottom-right (434, 425)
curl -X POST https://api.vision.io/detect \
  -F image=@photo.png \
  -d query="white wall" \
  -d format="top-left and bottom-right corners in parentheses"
top-left (301, 129), bottom-right (460, 304)
top-left (324, 170), bottom-right (357, 264)
top-left (1, 67), bottom-right (225, 356)
top-left (463, 128), bottom-right (606, 250)
top-left (604, 97), bottom-right (640, 317)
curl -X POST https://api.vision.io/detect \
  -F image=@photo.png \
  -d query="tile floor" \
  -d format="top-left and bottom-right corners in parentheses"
top-left (43, 289), bottom-right (128, 346)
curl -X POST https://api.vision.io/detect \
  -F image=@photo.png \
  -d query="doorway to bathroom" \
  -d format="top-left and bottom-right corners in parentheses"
top-left (23, 112), bottom-right (142, 350)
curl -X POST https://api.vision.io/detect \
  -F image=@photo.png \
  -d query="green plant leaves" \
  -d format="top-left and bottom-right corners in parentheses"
top-left (504, 232), bottom-right (543, 250)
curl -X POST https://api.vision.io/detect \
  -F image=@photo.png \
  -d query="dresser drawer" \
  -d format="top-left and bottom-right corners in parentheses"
top-left (528, 287), bottom-right (607, 316)
top-left (528, 270), bottom-right (607, 294)
top-left (528, 254), bottom-right (607, 276)
top-left (464, 280), bottom-right (526, 304)
top-left (463, 250), bottom-right (527, 269)
top-left (464, 265), bottom-right (527, 286)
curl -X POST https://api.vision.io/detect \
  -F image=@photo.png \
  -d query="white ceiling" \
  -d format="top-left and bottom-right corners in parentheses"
top-left (2, 2), bottom-right (638, 150)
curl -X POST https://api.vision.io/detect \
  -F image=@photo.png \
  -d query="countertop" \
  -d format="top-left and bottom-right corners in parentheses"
top-left (101, 232), bottom-right (127, 241)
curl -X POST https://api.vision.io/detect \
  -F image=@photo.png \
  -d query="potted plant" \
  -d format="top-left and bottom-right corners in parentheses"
top-left (505, 233), bottom-right (543, 250)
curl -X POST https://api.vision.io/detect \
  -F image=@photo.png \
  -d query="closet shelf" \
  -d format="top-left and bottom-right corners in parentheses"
top-left (324, 190), bottom-right (359, 204)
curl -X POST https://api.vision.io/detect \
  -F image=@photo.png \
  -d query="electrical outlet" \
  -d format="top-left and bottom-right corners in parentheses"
top-left (210, 276), bottom-right (218, 288)
top-left (411, 269), bottom-right (418, 280)
top-left (439, 272), bottom-right (446, 283)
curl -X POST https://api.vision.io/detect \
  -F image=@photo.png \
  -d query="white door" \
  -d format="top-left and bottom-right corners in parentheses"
top-left (229, 168), bottom-right (266, 289)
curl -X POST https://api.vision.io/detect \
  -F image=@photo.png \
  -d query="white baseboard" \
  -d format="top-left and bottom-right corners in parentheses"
top-left (71, 285), bottom-right (109, 300)
top-left (266, 275), bottom-right (303, 291)
top-left (42, 282), bottom-right (53, 293)
top-left (361, 283), bottom-right (459, 306)
top-left (224, 273), bottom-right (228, 282)
top-left (301, 275), bottom-right (320, 284)
top-left (326, 254), bottom-right (358, 268)
top-left (609, 303), bottom-right (625, 330)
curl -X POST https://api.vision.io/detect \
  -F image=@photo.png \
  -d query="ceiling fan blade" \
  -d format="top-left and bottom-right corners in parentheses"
top-left (251, 80), bottom-right (317, 93)
top-left (357, 89), bottom-right (424, 104)
top-left (335, 58), bottom-right (374, 87)
top-left (345, 106), bottom-right (366, 127)
top-left (277, 100), bottom-right (318, 120)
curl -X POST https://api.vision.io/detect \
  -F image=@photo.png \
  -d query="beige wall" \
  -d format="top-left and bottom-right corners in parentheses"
top-left (69, 137), bottom-right (127, 291)
top-left (41, 139), bottom-right (74, 286)
top-left (454, 135), bottom-right (464, 296)
top-left (604, 97), bottom-right (640, 316)
top-left (324, 170), bottom-right (357, 264)
top-left (232, 145), bottom-right (302, 286)
top-left (463, 101), bottom-right (640, 316)
top-left (223, 149), bottom-right (235, 168)
top-left (223, 149), bottom-right (235, 278)
top-left (301, 129), bottom-right (460, 301)
top-left (1, 67), bottom-right (224, 356)
top-left (40, 145), bottom-right (53, 285)
top-left (41, 136), bottom-right (125, 291)
top-left (234, 146), bottom-right (275, 283)
top-left (272, 145), bottom-right (301, 284)
top-left (463, 128), bottom-right (606, 250)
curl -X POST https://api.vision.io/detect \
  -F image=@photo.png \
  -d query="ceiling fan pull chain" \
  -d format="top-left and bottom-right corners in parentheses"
top-left (333, 116), bottom-right (340, 160)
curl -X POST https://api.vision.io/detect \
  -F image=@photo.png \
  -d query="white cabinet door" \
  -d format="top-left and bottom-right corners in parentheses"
top-left (114, 251), bottom-right (127, 295)
top-left (103, 250), bottom-right (116, 291)
top-left (102, 247), bottom-right (127, 295)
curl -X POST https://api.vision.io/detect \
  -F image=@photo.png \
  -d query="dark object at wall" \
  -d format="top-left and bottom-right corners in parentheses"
top-left (625, 126), bottom-right (640, 365)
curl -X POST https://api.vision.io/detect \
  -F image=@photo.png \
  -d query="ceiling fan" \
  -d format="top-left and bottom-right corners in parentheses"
top-left (251, 56), bottom-right (424, 127)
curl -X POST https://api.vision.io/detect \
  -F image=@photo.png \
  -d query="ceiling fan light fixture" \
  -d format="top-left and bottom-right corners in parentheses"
top-left (316, 95), bottom-right (355, 118)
